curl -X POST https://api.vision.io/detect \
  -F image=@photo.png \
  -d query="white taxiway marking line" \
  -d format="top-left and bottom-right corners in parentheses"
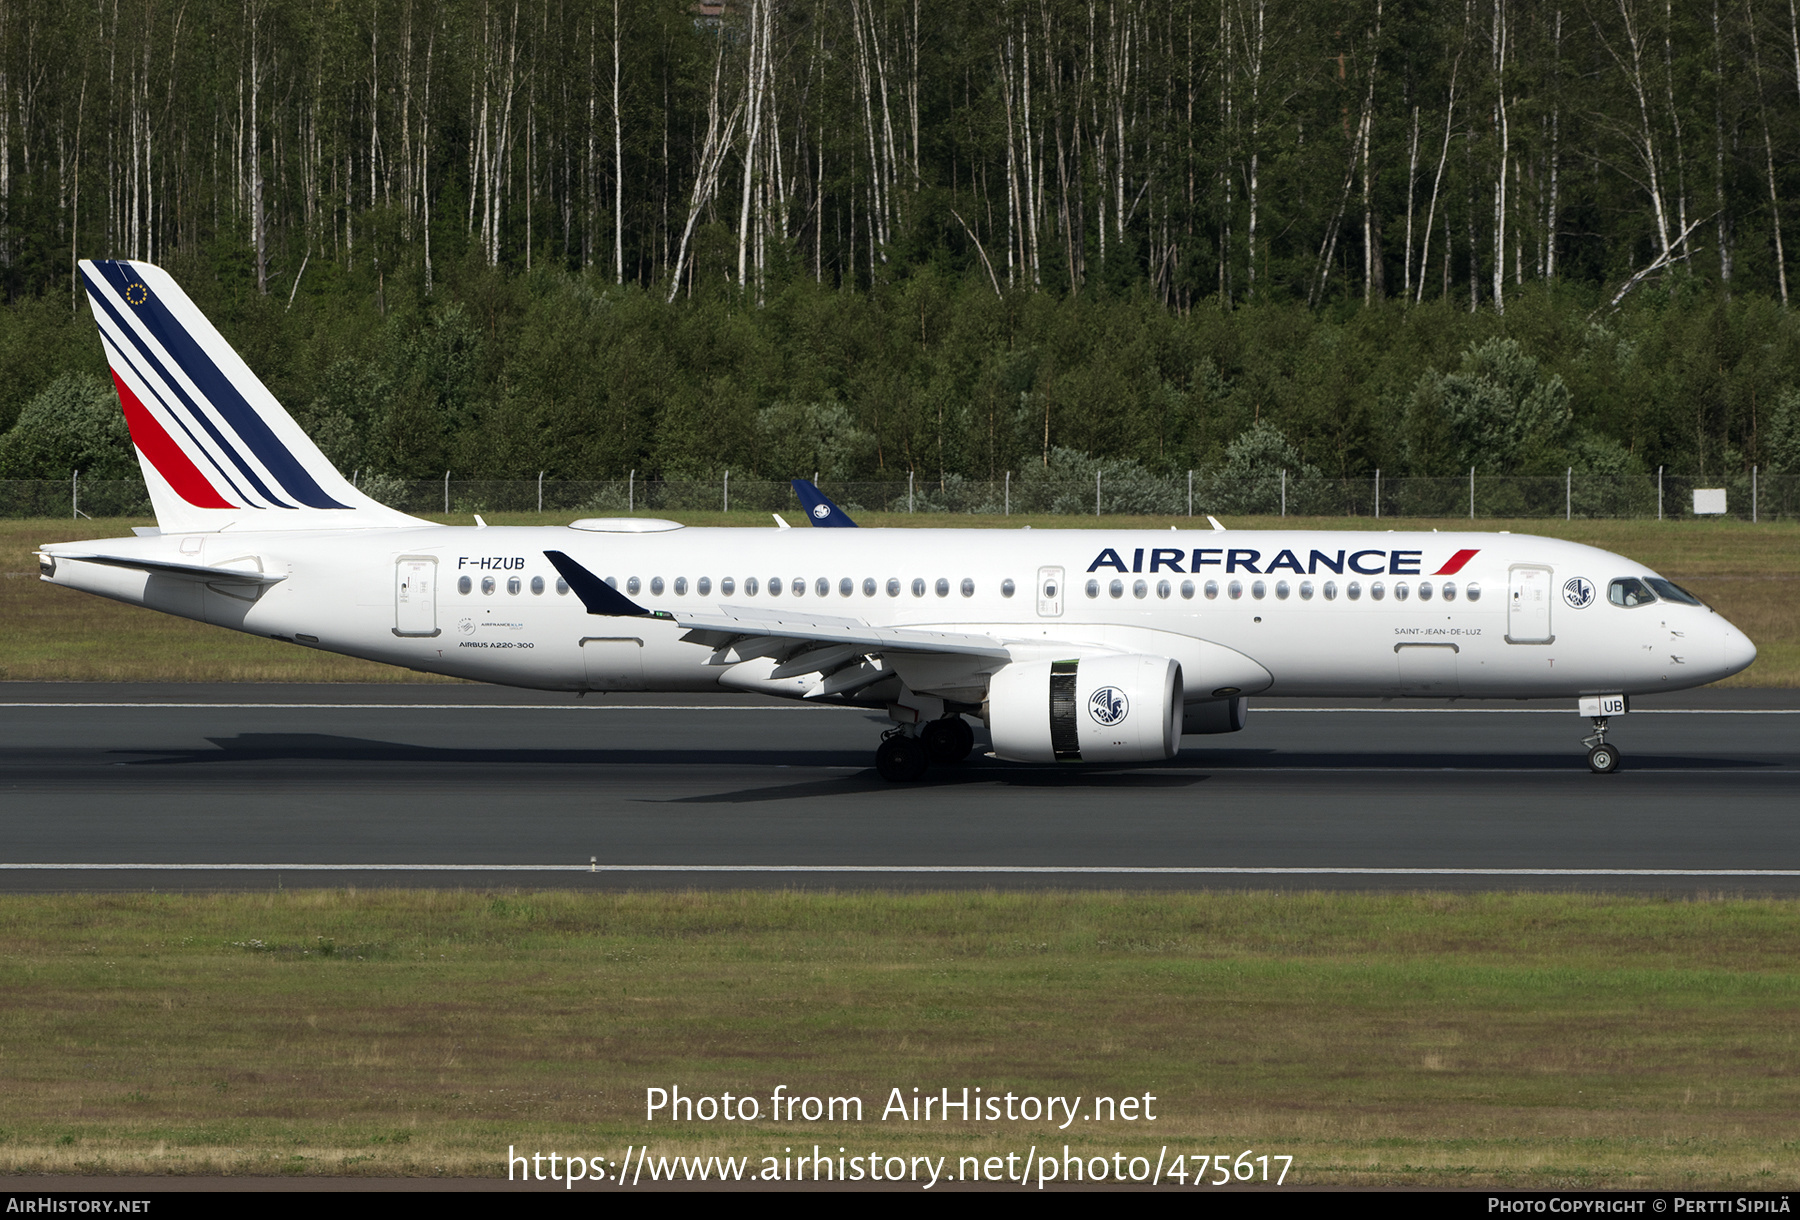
top-left (0, 703), bottom-right (1795, 714)
top-left (1, 864), bottom-right (1796, 876)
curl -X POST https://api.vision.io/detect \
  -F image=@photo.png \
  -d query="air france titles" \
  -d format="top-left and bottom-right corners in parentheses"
top-left (1086, 546), bottom-right (1480, 577)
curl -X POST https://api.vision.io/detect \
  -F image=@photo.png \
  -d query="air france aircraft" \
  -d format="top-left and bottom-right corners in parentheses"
top-left (38, 260), bottom-right (1757, 780)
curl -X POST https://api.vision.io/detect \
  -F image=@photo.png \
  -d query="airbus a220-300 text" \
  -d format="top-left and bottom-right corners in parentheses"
top-left (38, 260), bottom-right (1757, 779)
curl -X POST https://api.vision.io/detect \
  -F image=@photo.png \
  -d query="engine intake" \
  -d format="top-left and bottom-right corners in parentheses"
top-left (986, 654), bottom-right (1183, 763)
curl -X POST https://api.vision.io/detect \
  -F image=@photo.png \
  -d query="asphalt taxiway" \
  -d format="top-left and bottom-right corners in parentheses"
top-left (2, 684), bottom-right (1795, 892)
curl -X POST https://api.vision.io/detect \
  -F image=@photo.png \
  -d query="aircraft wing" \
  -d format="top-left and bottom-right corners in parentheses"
top-left (544, 549), bottom-right (1005, 659)
top-left (41, 551), bottom-right (287, 586)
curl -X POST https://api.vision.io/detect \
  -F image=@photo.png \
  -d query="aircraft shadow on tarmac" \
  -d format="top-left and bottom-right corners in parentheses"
top-left (107, 732), bottom-right (1772, 783)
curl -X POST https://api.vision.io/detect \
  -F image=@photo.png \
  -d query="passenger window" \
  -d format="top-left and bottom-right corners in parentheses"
top-left (1251, 580), bottom-right (1266, 599)
top-left (1156, 580), bottom-right (1171, 599)
top-left (1228, 580), bottom-right (1243, 600)
top-left (481, 576), bottom-right (496, 596)
top-left (1394, 582), bottom-right (1409, 601)
top-left (1418, 582), bottom-right (1433, 601)
top-left (1275, 580), bottom-right (1290, 600)
top-left (1132, 579), bottom-right (1147, 599)
top-left (457, 575), bottom-right (472, 595)
top-left (816, 577), bottom-right (830, 597)
top-left (530, 575), bottom-right (545, 595)
top-left (556, 578), bottom-right (570, 596)
top-left (1180, 580), bottom-right (1195, 599)
top-left (961, 578), bottom-right (975, 597)
top-left (650, 577), bottom-right (665, 596)
top-left (1204, 580), bottom-right (1219, 599)
top-left (1299, 581), bottom-right (1313, 600)
top-left (1442, 581), bottom-right (1456, 602)
top-left (1347, 581), bottom-right (1362, 600)
top-left (1466, 582), bottom-right (1481, 602)
top-left (1109, 579), bottom-right (1125, 599)
top-left (864, 577), bottom-right (878, 596)
top-left (794, 578), bottom-right (808, 597)
top-left (935, 578), bottom-right (950, 597)
top-left (675, 577), bottom-right (690, 596)
top-left (697, 576), bottom-right (712, 596)
top-left (507, 576), bottom-right (522, 595)
top-left (767, 577), bottom-right (781, 596)
top-left (745, 577), bottom-right (758, 596)
top-left (912, 578), bottom-right (926, 597)
top-left (626, 577), bottom-right (640, 595)
top-left (1322, 581), bottom-right (1337, 600)
top-left (887, 578), bottom-right (901, 597)
top-left (1001, 579), bottom-right (1016, 598)
top-left (1609, 577), bottom-right (1657, 607)
top-left (1371, 581), bottom-right (1386, 601)
top-left (720, 577), bottom-right (734, 596)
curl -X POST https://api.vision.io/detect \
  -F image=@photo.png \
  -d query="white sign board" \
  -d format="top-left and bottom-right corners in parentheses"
top-left (1579, 694), bottom-right (1629, 717)
top-left (1693, 488), bottom-right (1728, 515)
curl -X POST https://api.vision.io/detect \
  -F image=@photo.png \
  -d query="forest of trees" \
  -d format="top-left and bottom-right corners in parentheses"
top-left (3, 0), bottom-right (1800, 487)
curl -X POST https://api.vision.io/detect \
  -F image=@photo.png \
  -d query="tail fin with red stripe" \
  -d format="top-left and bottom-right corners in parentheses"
top-left (79, 259), bottom-right (425, 532)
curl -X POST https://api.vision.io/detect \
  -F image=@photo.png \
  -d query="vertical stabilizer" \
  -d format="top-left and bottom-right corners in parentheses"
top-left (79, 259), bottom-right (426, 532)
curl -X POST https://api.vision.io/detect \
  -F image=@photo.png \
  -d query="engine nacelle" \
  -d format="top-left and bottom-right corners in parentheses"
top-left (986, 654), bottom-right (1183, 764)
top-left (1181, 696), bottom-right (1249, 735)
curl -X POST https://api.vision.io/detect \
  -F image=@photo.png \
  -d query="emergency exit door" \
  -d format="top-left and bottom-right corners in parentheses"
top-left (1037, 567), bottom-right (1064, 617)
top-left (1506, 565), bottom-right (1554, 644)
top-left (393, 557), bottom-right (440, 637)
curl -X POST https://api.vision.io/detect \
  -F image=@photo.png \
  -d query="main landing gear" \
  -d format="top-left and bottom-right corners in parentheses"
top-left (1583, 717), bottom-right (1621, 774)
top-left (875, 716), bottom-right (975, 782)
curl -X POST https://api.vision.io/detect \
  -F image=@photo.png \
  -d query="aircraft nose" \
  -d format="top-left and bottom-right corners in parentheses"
top-left (1720, 621), bottom-right (1758, 679)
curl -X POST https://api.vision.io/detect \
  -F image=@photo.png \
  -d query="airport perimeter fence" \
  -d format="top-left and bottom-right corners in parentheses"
top-left (6, 469), bottom-right (1799, 522)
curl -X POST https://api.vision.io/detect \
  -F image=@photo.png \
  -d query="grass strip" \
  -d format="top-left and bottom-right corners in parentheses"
top-left (4, 515), bottom-right (1795, 685)
top-left (0, 889), bottom-right (1797, 1187)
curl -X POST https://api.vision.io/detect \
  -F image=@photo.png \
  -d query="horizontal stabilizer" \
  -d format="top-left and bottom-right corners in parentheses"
top-left (45, 552), bottom-right (286, 586)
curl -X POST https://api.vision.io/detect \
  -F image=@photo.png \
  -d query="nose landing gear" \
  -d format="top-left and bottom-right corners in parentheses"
top-left (1583, 717), bottom-right (1621, 774)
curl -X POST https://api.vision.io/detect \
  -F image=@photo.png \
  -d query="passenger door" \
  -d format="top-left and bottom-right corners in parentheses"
top-left (1506, 565), bottom-right (1554, 644)
top-left (393, 557), bottom-right (440, 637)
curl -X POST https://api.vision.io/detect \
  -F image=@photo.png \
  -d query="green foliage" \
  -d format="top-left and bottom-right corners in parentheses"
top-left (1767, 391), bottom-right (1800, 474)
top-left (0, 374), bottom-right (135, 480)
top-left (1404, 339), bottom-right (1574, 475)
top-left (1210, 421), bottom-right (1322, 513)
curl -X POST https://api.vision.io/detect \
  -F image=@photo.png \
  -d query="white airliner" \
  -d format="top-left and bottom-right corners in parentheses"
top-left (37, 260), bottom-right (1757, 779)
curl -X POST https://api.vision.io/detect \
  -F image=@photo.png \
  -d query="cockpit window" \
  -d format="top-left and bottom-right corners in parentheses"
top-left (1644, 577), bottom-right (1704, 607)
top-left (1608, 577), bottom-right (1657, 607)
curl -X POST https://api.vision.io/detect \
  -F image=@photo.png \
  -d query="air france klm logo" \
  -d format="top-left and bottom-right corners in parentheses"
top-left (1085, 546), bottom-right (1480, 577)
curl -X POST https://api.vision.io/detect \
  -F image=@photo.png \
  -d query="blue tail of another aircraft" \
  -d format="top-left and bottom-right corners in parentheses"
top-left (791, 479), bottom-right (858, 527)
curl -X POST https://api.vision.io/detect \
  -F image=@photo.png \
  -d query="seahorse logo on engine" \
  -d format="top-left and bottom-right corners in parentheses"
top-left (1088, 686), bottom-right (1129, 727)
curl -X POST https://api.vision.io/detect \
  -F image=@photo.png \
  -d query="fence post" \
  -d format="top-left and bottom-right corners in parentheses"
top-left (1752, 465), bottom-right (1757, 523)
top-left (629, 470), bottom-right (635, 513)
top-left (1004, 471), bottom-right (1010, 516)
top-left (537, 471), bottom-right (544, 514)
top-left (1657, 466), bottom-right (1663, 521)
top-left (1281, 469), bottom-right (1287, 517)
top-left (1566, 467), bottom-right (1572, 521)
top-left (1374, 469), bottom-right (1380, 520)
top-left (72, 470), bottom-right (78, 520)
top-left (1095, 470), bottom-right (1101, 518)
top-left (443, 471), bottom-right (449, 513)
top-left (1469, 467), bottom-right (1475, 520)
top-left (908, 470), bottom-right (914, 513)
top-left (724, 470), bottom-right (730, 514)
top-left (1188, 470), bottom-right (1193, 517)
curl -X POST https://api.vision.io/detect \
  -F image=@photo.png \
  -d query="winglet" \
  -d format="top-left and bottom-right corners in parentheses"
top-left (1206, 515), bottom-right (1227, 532)
top-left (543, 550), bottom-right (664, 618)
top-left (791, 479), bottom-right (859, 527)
